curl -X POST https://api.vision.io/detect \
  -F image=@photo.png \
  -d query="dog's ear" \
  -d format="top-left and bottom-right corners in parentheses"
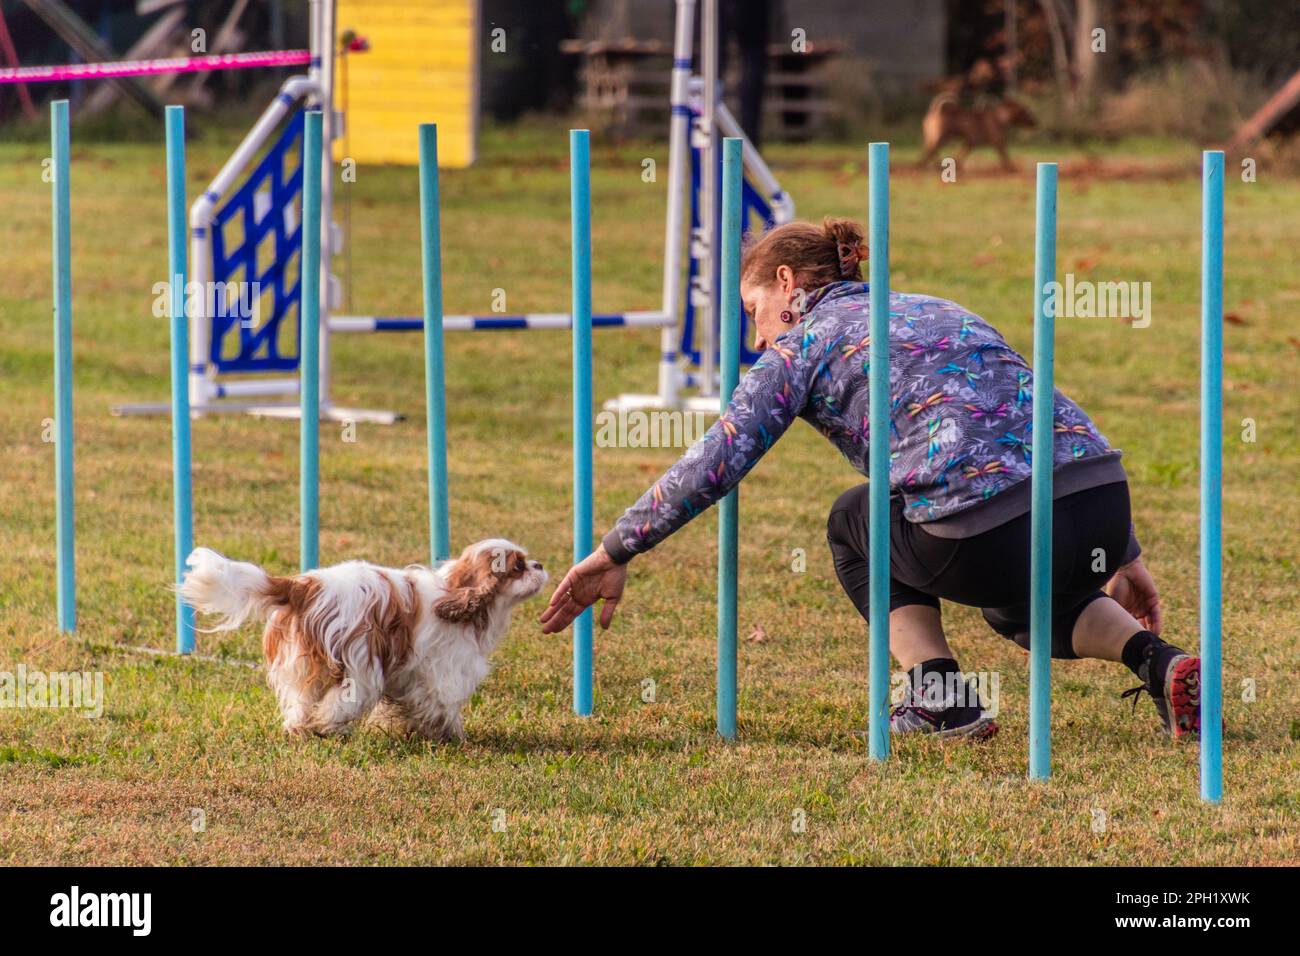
top-left (433, 547), bottom-right (501, 625)
top-left (433, 582), bottom-right (495, 623)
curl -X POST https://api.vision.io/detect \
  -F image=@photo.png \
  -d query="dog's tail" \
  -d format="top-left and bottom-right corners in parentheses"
top-left (179, 548), bottom-right (290, 632)
top-left (925, 91), bottom-right (960, 116)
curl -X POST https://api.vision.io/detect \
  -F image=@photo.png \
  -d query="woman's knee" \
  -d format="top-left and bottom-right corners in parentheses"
top-left (826, 484), bottom-right (871, 541)
top-left (982, 605), bottom-right (1081, 659)
top-left (832, 483), bottom-right (872, 517)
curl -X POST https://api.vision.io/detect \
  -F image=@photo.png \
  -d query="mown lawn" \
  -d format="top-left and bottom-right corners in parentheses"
top-left (1, 118), bottom-right (1297, 864)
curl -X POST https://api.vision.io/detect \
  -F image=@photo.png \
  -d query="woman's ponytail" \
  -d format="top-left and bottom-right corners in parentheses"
top-left (740, 216), bottom-right (869, 291)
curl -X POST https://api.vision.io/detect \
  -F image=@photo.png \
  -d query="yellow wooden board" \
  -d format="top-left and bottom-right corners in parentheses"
top-left (334, 0), bottom-right (478, 167)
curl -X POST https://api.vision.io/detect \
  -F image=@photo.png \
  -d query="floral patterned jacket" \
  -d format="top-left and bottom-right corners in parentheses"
top-left (602, 282), bottom-right (1120, 564)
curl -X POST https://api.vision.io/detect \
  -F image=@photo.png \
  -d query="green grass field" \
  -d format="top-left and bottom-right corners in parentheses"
top-left (1, 121), bottom-right (1297, 865)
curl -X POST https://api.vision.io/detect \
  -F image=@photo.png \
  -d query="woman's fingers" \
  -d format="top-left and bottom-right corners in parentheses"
top-left (540, 594), bottom-right (584, 634)
top-left (541, 551), bottom-right (628, 634)
top-left (540, 562), bottom-right (602, 633)
top-left (598, 595), bottom-right (619, 629)
top-left (1146, 597), bottom-right (1163, 636)
top-left (539, 589), bottom-right (577, 626)
top-left (543, 568), bottom-right (581, 613)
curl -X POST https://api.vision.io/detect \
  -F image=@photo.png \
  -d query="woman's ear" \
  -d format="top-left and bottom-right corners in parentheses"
top-left (776, 264), bottom-right (795, 295)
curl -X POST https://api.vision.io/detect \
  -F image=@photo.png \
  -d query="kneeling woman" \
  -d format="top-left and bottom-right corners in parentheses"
top-left (541, 218), bottom-right (1200, 740)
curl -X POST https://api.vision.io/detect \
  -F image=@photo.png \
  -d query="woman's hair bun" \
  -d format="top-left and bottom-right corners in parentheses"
top-left (822, 217), bottom-right (867, 279)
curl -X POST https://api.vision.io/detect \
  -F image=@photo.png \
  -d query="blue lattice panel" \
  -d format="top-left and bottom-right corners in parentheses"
top-left (208, 110), bottom-right (305, 373)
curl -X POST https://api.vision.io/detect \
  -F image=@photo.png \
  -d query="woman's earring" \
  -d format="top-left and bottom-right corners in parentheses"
top-left (779, 310), bottom-right (795, 324)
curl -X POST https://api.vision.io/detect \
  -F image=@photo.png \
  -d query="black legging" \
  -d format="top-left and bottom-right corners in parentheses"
top-left (826, 482), bottom-right (1133, 659)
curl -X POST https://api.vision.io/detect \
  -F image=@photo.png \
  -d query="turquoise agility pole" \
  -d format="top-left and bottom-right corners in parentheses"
top-left (165, 106), bottom-right (196, 654)
top-left (570, 129), bottom-right (594, 716)
top-left (867, 143), bottom-right (890, 760)
top-left (1200, 150), bottom-right (1224, 803)
top-left (1030, 162), bottom-right (1058, 780)
top-left (50, 99), bottom-right (75, 633)
top-left (419, 124), bottom-right (451, 565)
top-left (299, 110), bottom-right (322, 572)
top-left (717, 137), bottom-right (742, 740)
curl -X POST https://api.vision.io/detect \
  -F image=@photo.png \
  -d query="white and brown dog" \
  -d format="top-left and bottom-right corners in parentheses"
top-left (179, 539), bottom-right (547, 740)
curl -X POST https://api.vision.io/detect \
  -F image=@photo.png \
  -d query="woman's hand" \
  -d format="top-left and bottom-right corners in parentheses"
top-left (1104, 557), bottom-right (1162, 635)
top-left (540, 544), bottom-right (628, 634)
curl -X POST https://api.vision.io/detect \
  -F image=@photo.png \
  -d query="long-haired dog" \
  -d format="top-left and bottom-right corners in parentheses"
top-left (178, 539), bottom-right (547, 740)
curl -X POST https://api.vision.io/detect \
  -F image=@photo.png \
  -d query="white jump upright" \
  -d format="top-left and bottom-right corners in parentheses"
top-left (604, 0), bottom-right (794, 414)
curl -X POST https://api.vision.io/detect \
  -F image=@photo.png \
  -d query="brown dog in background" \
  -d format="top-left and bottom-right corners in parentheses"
top-left (917, 93), bottom-right (1037, 171)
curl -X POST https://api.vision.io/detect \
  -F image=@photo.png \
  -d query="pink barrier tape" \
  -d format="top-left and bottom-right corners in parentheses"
top-left (0, 49), bottom-right (311, 84)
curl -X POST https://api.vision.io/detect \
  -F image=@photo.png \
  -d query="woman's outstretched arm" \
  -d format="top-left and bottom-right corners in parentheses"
top-left (602, 338), bottom-right (817, 564)
top-left (541, 326), bottom-right (821, 632)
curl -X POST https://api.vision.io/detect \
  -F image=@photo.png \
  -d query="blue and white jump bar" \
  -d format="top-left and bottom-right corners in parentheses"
top-left (329, 312), bottom-right (674, 333)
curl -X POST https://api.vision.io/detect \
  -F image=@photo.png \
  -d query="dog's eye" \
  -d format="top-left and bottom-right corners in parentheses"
top-left (514, 556), bottom-right (526, 572)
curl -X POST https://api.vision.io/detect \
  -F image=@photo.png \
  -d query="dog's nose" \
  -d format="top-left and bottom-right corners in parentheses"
top-left (530, 560), bottom-right (543, 571)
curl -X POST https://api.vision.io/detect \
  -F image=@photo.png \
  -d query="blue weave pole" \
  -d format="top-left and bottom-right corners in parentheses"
top-left (165, 106), bottom-right (196, 654)
top-left (419, 124), bottom-right (451, 565)
top-left (717, 137), bottom-right (742, 741)
top-left (570, 129), bottom-right (594, 716)
top-left (1200, 150), bottom-right (1224, 803)
top-left (50, 99), bottom-right (76, 633)
top-left (299, 110), bottom-right (322, 572)
top-left (867, 143), bottom-right (890, 760)
top-left (1030, 162), bottom-right (1058, 780)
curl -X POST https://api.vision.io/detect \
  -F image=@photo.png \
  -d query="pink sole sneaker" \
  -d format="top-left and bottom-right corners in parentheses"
top-left (1165, 655), bottom-right (1201, 739)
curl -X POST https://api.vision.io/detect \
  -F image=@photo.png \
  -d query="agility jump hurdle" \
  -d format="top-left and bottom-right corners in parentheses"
top-left (111, 0), bottom-right (790, 425)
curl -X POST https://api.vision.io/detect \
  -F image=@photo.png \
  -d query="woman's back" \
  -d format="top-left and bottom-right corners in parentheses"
top-left (787, 281), bottom-right (1119, 523)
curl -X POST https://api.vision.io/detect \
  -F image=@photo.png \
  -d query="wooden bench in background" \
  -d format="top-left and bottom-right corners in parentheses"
top-left (560, 37), bottom-right (842, 141)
